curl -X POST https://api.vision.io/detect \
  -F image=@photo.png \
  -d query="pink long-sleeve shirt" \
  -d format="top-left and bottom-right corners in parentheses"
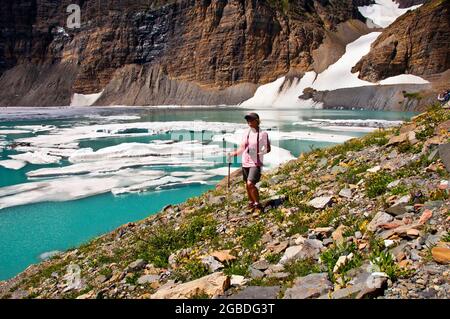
top-left (241, 128), bottom-right (270, 168)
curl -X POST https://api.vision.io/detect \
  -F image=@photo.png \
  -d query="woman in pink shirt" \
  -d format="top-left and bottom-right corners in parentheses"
top-left (229, 113), bottom-right (271, 212)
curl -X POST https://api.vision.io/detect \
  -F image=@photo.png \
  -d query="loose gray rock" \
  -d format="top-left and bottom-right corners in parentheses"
top-left (386, 195), bottom-right (411, 216)
top-left (279, 239), bottom-right (323, 264)
top-left (283, 273), bottom-right (332, 299)
top-left (128, 259), bottom-right (146, 272)
top-left (201, 256), bottom-right (224, 272)
top-left (137, 274), bottom-right (160, 285)
top-left (320, 273), bottom-right (388, 299)
top-left (308, 196), bottom-right (333, 209)
top-left (251, 260), bottom-right (270, 271)
top-left (438, 143), bottom-right (450, 173)
top-left (339, 188), bottom-right (352, 199)
top-left (249, 267), bottom-right (265, 279)
top-left (367, 212), bottom-right (394, 232)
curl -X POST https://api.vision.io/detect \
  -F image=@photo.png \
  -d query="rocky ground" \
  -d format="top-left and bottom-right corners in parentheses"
top-left (1, 105), bottom-right (449, 299)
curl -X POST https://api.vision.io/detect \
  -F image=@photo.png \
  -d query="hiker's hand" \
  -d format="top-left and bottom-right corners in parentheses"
top-left (227, 153), bottom-right (233, 163)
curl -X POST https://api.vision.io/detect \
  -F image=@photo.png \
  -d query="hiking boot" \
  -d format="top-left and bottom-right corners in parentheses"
top-left (253, 203), bottom-right (264, 214)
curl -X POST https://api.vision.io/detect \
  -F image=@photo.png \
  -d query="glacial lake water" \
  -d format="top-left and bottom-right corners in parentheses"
top-left (0, 106), bottom-right (416, 280)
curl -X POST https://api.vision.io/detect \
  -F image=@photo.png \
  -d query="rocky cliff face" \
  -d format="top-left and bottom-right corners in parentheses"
top-left (0, 0), bottom-right (373, 106)
top-left (353, 0), bottom-right (450, 82)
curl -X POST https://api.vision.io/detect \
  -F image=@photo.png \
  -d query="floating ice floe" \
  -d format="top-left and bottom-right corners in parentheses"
top-left (26, 157), bottom-right (214, 178)
top-left (84, 114), bottom-right (142, 121)
top-left (0, 130), bottom-right (31, 135)
top-left (13, 125), bottom-right (56, 133)
top-left (0, 160), bottom-right (27, 170)
top-left (111, 173), bottom-right (215, 195)
top-left (68, 141), bottom-right (224, 164)
top-left (358, 0), bottom-right (422, 28)
top-left (13, 146), bottom-right (78, 158)
top-left (15, 121), bottom-right (246, 149)
top-left (9, 152), bottom-right (62, 165)
top-left (0, 169), bottom-right (166, 210)
top-left (293, 119), bottom-right (404, 132)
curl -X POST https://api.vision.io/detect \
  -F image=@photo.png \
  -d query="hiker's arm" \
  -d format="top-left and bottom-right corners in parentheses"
top-left (260, 133), bottom-right (271, 154)
top-left (229, 142), bottom-right (245, 157)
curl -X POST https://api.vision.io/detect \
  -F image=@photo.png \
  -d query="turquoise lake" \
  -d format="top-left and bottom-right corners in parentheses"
top-left (0, 106), bottom-right (416, 280)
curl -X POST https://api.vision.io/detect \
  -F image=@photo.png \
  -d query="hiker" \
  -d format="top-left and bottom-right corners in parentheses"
top-left (228, 112), bottom-right (271, 212)
top-left (438, 90), bottom-right (450, 104)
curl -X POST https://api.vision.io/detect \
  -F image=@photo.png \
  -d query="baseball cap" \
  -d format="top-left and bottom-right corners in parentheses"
top-left (244, 112), bottom-right (260, 121)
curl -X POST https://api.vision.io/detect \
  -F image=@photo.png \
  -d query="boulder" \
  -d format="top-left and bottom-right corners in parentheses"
top-left (201, 256), bottom-right (224, 272)
top-left (308, 196), bottom-right (333, 209)
top-left (431, 247), bottom-right (450, 264)
top-left (387, 180), bottom-right (401, 189)
top-left (438, 143), bottom-right (450, 173)
top-left (320, 272), bottom-right (388, 299)
top-left (251, 260), bottom-right (270, 271)
top-left (283, 273), bottom-right (332, 299)
top-left (367, 212), bottom-right (394, 232)
top-left (137, 274), bottom-right (160, 285)
top-left (339, 188), bottom-right (352, 199)
top-left (210, 250), bottom-right (236, 263)
top-left (279, 239), bottom-right (323, 264)
top-left (230, 275), bottom-right (247, 286)
top-left (331, 225), bottom-right (347, 245)
top-left (151, 272), bottom-right (230, 299)
top-left (386, 195), bottom-right (411, 216)
top-left (249, 267), bottom-right (265, 279)
top-left (387, 133), bottom-right (408, 146)
top-left (128, 259), bottom-right (146, 272)
top-left (367, 166), bottom-right (381, 173)
top-left (209, 195), bottom-right (226, 206)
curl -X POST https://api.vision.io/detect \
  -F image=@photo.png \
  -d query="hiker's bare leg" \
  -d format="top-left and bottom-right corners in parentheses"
top-left (247, 181), bottom-right (259, 204)
top-left (246, 182), bottom-right (254, 203)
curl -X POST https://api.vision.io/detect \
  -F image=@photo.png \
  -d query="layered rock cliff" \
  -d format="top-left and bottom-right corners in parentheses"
top-left (0, 0), bottom-right (374, 106)
top-left (353, 0), bottom-right (450, 82)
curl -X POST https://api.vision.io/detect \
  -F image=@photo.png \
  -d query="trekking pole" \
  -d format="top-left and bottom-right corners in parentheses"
top-left (228, 161), bottom-right (231, 190)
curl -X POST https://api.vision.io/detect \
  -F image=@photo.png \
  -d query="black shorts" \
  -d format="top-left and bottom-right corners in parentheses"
top-left (242, 167), bottom-right (262, 184)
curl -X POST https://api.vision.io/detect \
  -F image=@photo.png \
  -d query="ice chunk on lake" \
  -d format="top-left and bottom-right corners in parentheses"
top-left (10, 152), bottom-right (62, 164)
top-left (0, 160), bottom-right (27, 170)
top-left (0, 169), bottom-right (166, 210)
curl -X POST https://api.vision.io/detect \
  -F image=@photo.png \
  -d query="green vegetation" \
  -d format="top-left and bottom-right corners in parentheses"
top-left (184, 259), bottom-right (210, 280)
top-left (284, 258), bottom-right (322, 280)
top-left (340, 164), bottom-right (369, 184)
top-left (366, 172), bottom-right (395, 198)
top-left (403, 92), bottom-right (422, 100)
top-left (390, 184), bottom-right (409, 196)
top-left (320, 242), bottom-right (362, 281)
top-left (237, 223), bottom-right (264, 250)
top-left (138, 214), bottom-right (218, 268)
top-left (369, 251), bottom-right (407, 281)
top-left (265, 252), bottom-right (283, 264)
